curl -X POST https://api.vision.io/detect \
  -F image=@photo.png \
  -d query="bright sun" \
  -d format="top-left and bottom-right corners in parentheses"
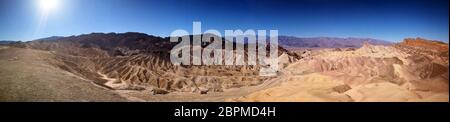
top-left (39, 0), bottom-right (59, 13)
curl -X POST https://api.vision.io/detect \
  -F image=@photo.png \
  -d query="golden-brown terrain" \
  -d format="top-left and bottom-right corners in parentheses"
top-left (1, 34), bottom-right (448, 102)
top-left (229, 39), bottom-right (449, 102)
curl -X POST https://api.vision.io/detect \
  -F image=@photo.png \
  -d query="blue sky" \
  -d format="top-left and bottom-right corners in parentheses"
top-left (0, 0), bottom-right (448, 42)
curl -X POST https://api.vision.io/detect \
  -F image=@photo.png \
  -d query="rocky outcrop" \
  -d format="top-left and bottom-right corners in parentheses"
top-left (231, 38), bottom-right (448, 102)
top-left (395, 38), bottom-right (449, 65)
top-left (24, 33), bottom-right (299, 93)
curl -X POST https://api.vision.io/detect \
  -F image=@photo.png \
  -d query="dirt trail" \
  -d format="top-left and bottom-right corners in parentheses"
top-left (97, 72), bottom-right (125, 88)
top-left (97, 72), bottom-right (146, 102)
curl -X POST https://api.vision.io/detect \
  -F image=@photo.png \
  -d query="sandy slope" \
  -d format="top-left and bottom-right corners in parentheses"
top-left (0, 46), bottom-right (128, 102)
top-left (227, 43), bottom-right (449, 102)
top-left (227, 73), bottom-right (353, 102)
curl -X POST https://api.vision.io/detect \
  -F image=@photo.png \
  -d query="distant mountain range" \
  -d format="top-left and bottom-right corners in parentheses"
top-left (0, 40), bottom-right (19, 45)
top-left (278, 36), bottom-right (392, 49)
top-left (20, 32), bottom-right (393, 49)
top-left (32, 36), bottom-right (65, 42)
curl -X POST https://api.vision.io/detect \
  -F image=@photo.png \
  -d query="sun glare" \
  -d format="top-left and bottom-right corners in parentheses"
top-left (39, 0), bottom-right (59, 13)
top-left (35, 0), bottom-right (61, 36)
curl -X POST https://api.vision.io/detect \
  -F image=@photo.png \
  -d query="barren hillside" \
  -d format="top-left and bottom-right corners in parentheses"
top-left (228, 39), bottom-right (449, 102)
top-left (1, 34), bottom-right (448, 102)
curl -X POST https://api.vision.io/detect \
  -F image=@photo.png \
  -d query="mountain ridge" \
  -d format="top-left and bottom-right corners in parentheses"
top-left (278, 36), bottom-right (393, 49)
top-left (24, 32), bottom-right (396, 49)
